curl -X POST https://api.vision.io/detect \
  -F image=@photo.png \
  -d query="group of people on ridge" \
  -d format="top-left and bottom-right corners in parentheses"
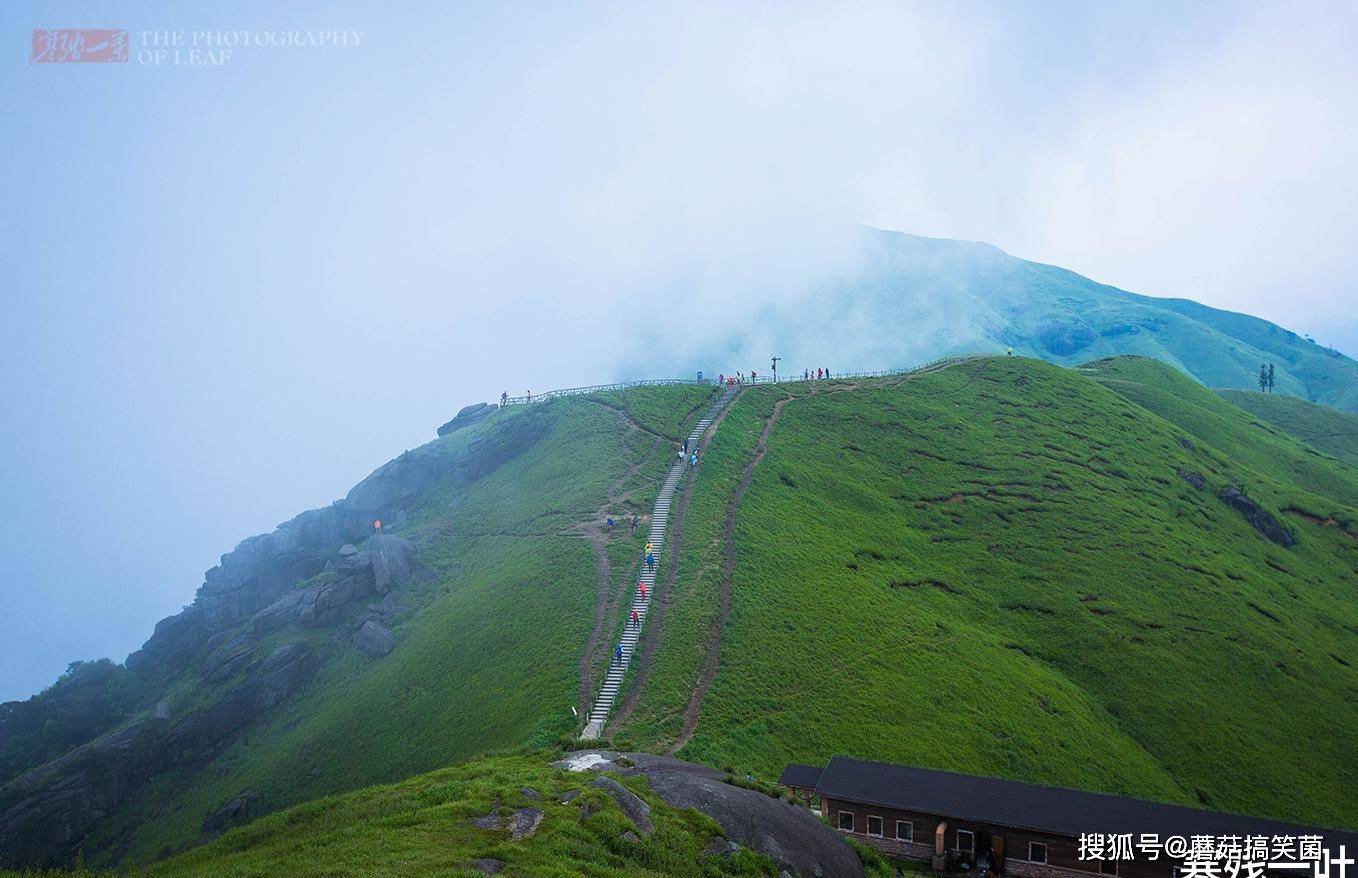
top-left (716, 367), bottom-right (832, 386)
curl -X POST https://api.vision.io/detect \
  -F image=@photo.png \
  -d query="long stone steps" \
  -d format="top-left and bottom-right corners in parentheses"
top-left (581, 385), bottom-right (737, 738)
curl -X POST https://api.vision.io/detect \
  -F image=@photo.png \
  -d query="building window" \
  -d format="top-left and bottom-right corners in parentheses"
top-left (1100, 860), bottom-right (1118, 875)
top-left (1029, 843), bottom-right (1048, 864)
top-left (957, 830), bottom-right (975, 852)
top-left (838, 811), bottom-right (854, 832)
top-left (896, 821), bottom-right (915, 842)
top-left (867, 815), bottom-right (884, 837)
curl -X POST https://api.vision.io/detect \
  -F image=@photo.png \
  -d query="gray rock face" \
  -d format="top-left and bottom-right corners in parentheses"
top-left (472, 812), bottom-right (502, 830)
top-left (588, 776), bottom-right (653, 836)
top-left (509, 807), bottom-right (542, 840)
top-left (367, 535), bottom-right (414, 594)
top-left (167, 644), bottom-right (316, 757)
top-left (248, 536), bottom-right (416, 634)
top-left (0, 721), bottom-right (159, 868)
top-left (200, 632), bottom-right (259, 683)
top-left (559, 752), bottom-right (863, 878)
top-left (1219, 486), bottom-right (1295, 547)
top-left (354, 621), bottom-right (396, 657)
top-left (474, 858), bottom-right (506, 875)
top-left (1180, 471), bottom-right (1206, 490)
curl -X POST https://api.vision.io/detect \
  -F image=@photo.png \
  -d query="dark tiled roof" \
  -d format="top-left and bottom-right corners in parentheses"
top-left (779, 763), bottom-right (824, 789)
top-left (812, 757), bottom-right (1358, 850)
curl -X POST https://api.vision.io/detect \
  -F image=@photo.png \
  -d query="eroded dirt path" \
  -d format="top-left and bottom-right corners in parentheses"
top-left (665, 366), bottom-right (978, 750)
top-left (670, 391), bottom-right (790, 753)
top-left (577, 423), bottom-right (662, 716)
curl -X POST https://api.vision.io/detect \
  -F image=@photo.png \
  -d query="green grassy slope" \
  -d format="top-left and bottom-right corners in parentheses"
top-left (617, 357), bottom-right (1358, 830)
top-left (70, 384), bottom-right (717, 863)
top-left (0, 751), bottom-right (797, 878)
top-left (1216, 388), bottom-right (1358, 469)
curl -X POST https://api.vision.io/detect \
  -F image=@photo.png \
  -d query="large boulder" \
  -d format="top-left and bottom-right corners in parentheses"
top-left (354, 621), bottom-right (396, 657)
top-left (365, 535), bottom-right (414, 594)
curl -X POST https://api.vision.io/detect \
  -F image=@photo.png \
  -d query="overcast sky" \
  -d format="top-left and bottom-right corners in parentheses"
top-left (2, 0), bottom-right (1355, 701)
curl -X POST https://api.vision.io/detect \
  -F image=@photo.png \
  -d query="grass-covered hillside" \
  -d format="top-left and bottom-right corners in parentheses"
top-left (1216, 388), bottom-right (1358, 468)
top-left (8, 355), bottom-right (1358, 873)
top-left (615, 356), bottom-right (1358, 830)
top-left (0, 384), bottom-right (719, 867)
top-left (0, 750), bottom-right (825, 878)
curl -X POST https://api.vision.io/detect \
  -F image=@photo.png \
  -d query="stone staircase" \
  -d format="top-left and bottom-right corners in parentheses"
top-left (582, 384), bottom-right (738, 739)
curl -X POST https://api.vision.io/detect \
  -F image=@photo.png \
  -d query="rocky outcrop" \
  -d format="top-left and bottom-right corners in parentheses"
top-left (354, 621), bottom-right (396, 657)
top-left (556, 752), bottom-right (863, 878)
top-left (127, 412), bottom-right (544, 680)
top-left (247, 536), bottom-right (415, 634)
top-left (438, 402), bottom-right (496, 436)
top-left (202, 790), bottom-right (257, 837)
top-left (3, 412), bottom-right (549, 868)
top-left (589, 776), bottom-right (653, 836)
top-left (1180, 471), bottom-right (1205, 490)
top-left (1219, 486), bottom-right (1295, 547)
top-left (0, 720), bottom-right (161, 868)
top-left (167, 644), bottom-right (316, 760)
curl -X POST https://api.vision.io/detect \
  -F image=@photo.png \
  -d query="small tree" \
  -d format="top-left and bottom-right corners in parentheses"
top-left (1267, 363), bottom-right (1275, 393)
top-left (1259, 364), bottom-right (1269, 392)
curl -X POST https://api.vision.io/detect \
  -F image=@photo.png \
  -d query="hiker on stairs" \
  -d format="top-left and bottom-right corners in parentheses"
top-left (630, 609), bottom-right (639, 628)
top-left (646, 553), bottom-right (656, 572)
top-left (689, 453), bottom-right (698, 469)
top-left (639, 581), bottom-right (648, 599)
top-left (645, 541), bottom-right (654, 556)
top-left (614, 644), bottom-right (623, 665)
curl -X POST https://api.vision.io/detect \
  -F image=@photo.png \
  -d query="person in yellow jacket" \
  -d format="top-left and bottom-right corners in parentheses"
top-left (645, 541), bottom-right (654, 555)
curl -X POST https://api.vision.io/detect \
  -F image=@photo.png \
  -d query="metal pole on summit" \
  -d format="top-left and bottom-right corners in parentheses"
top-left (771, 355), bottom-right (780, 383)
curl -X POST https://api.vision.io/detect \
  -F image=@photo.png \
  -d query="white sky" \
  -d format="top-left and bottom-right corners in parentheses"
top-left (1, 0), bottom-right (1355, 700)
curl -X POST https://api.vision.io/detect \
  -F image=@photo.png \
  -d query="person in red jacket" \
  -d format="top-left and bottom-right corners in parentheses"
top-left (630, 609), bottom-right (639, 628)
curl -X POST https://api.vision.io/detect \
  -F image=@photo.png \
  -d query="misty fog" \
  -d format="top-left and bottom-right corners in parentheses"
top-left (2, 0), bottom-right (1356, 700)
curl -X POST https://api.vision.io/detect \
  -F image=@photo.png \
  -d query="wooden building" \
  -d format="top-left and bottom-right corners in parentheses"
top-left (781, 757), bottom-right (1357, 878)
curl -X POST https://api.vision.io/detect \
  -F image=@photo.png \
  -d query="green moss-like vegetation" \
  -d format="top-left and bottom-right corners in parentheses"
top-left (0, 751), bottom-right (785, 877)
top-left (618, 357), bottom-right (1358, 830)
top-left (1216, 388), bottom-right (1358, 469)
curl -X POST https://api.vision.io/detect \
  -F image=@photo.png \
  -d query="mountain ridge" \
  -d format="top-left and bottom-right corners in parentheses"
top-left (697, 228), bottom-right (1358, 415)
